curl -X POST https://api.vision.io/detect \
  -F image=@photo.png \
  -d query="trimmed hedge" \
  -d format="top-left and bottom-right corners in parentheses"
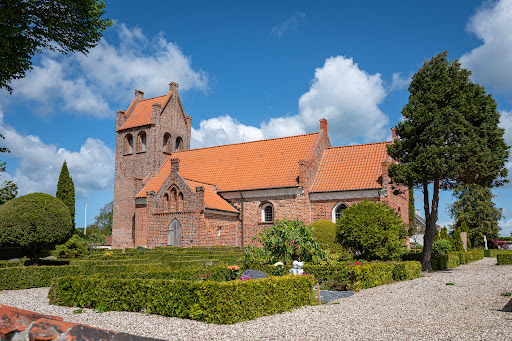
top-left (432, 249), bottom-right (484, 270)
top-left (497, 253), bottom-right (512, 265)
top-left (49, 275), bottom-right (315, 324)
top-left (484, 249), bottom-right (512, 258)
top-left (0, 263), bottom-right (169, 290)
top-left (241, 261), bottom-right (421, 291)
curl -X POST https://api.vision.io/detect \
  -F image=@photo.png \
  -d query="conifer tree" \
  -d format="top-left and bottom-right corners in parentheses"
top-left (387, 51), bottom-right (509, 271)
top-left (56, 161), bottom-right (75, 229)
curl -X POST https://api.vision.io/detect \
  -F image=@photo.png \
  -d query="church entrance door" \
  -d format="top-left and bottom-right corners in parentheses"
top-left (167, 219), bottom-right (182, 247)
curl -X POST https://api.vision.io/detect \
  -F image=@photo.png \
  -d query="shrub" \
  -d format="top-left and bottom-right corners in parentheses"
top-left (0, 193), bottom-right (73, 265)
top-left (336, 200), bottom-right (406, 260)
top-left (49, 275), bottom-right (316, 324)
top-left (252, 219), bottom-right (325, 265)
top-left (497, 253), bottom-right (512, 265)
top-left (55, 235), bottom-right (89, 258)
top-left (432, 239), bottom-right (452, 256)
top-left (309, 220), bottom-right (346, 254)
top-left (484, 249), bottom-right (512, 258)
top-left (432, 249), bottom-right (484, 270)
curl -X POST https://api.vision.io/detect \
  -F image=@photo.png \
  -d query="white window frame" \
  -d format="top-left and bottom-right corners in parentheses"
top-left (332, 202), bottom-right (348, 223)
top-left (261, 203), bottom-right (274, 222)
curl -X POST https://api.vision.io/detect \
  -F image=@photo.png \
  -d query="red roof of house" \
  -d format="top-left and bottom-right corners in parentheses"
top-left (117, 92), bottom-right (172, 131)
top-left (310, 141), bottom-right (391, 193)
top-left (137, 132), bottom-right (319, 197)
top-left (184, 179), bottom-right (238, 213)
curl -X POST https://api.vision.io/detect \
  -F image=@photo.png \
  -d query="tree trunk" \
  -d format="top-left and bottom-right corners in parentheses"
top-left (421, 179), bottom-right (440, 272)
top-left (28, 246), bottom-right (41, 266)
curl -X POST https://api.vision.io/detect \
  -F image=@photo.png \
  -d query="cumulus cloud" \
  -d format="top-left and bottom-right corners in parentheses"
top-left (460, 0), bottom-right (512, 98)
top-left (499, 110), bottom-right (512, 177)
top-left (5, 23), bottom-right (208, 118)
top-left (390, 72), bottom-right (411, 91)
top-left (191, 55), bottom-right (390, 148)
top-left (271, 12), bottom-right (306, 39)
top-left (0, 114), bottom-right (114, 197)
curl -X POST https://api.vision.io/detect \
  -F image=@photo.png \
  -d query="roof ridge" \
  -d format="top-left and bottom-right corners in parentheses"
top-left (183, 177), bottom-right (217, 187)
top-left (326, 141), bottom-right (391, 149)
top-left (139, 91), bottom-right (172, 102)
top-left (175, 132), bottom-right (319, 154)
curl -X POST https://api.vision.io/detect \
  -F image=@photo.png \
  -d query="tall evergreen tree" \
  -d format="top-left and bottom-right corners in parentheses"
top-left (449, 184), bottom-right (502, 246)
top-left (56, 161), bottom-right (75, 229)
top-left (387, 51), bottom-right (509, 271)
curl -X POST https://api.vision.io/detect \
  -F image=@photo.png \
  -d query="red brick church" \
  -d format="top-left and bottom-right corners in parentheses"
top-left (112, 82), bottom-right (409, 249)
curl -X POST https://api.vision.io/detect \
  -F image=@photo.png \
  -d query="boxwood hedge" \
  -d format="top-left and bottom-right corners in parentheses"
top-left (497, 253), bottom-right (512, 265)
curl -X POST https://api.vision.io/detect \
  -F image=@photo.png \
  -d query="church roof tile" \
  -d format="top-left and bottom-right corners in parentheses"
top-left (117, 92), bottom-right (172, 131)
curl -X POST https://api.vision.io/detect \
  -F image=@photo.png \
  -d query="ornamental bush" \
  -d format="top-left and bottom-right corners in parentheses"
top-left (309, 220), bottom-right (345, 254)
top-left (0, 193), bottom-right (73, 265)
top-left (432, 239), bottom-right (452, 256)
top-left (497, 253), bottom-right (512, 265)
top-left (336, 200), bottom-right (406, 260)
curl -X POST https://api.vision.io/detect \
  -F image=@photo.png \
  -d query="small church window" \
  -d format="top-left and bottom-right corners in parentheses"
top-left (163, 193), bottom-right (169, 212)
top-left (261, 203), bottom-right (274, 222)
top-left (175, 137), bottom-right (183, 152)
top-left (125, 134), bottom-right (133, 154)
top-left (138, 132), bottom-right (146, 152)
top-left (163, 133), bottom-right (171, 153)
top-left (332, 202), bottom-right (348, 223)
top-left (177, 192), bottom-right (184, 211)
top-left (170, 187), bottom-right (177, 211)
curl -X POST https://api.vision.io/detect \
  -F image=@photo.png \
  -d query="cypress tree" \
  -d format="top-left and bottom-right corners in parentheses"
top-left (56, 161), bottom-right (75, 229)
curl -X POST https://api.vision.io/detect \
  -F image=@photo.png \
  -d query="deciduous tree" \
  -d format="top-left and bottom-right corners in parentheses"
top-left (387, 51), bottom-right (509, 271)
top-left (0, 0), bottom-right (112, 92)
top-left (0, 133), bottom-right (17, 205)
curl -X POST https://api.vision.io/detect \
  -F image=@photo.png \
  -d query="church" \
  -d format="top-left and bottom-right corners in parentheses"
top-left (112, 82), bottom-right (409, 249)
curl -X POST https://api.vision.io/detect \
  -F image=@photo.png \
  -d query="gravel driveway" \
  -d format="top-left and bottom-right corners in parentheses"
top-left (1, 257), bottom-right (511, 340)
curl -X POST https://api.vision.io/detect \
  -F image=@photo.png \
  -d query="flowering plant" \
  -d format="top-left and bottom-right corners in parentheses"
top-left (239, 275), bottom-right (251, 281)
top-left (227, 265), bottom-right (240, 280)
top-left (272, 261), bottom-right (285, 276)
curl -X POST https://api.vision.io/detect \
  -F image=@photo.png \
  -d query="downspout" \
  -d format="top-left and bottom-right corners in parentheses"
top-left (240, 192), bottom-right (244, 248)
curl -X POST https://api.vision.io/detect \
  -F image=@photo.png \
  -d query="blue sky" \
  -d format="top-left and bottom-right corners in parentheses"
top-left (1, 0), bottom-right (512, 236)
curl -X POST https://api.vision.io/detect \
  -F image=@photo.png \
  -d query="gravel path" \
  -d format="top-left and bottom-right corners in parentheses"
top-left (1, 257), bottom-right (511, 340)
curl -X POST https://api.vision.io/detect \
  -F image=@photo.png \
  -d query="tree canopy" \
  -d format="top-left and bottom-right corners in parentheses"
top-left (0, 192), bottom-right (73, 265)
top-left (448, 184), bottom-right (502, 246)
top-left (0, 133), bottom-right (18, 205)
top-left (336, 200), bottom-right (406, 261)
top-left (0, 0), bottom-right (112, 92)
top-left (56, 161), bottom-right (75, 229)
top-left (387, 51), bottom-right (509, 271)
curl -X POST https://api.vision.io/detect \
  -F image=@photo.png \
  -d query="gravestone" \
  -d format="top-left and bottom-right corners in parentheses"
top-left (241, 269), bottom-right (268, 279)
top-left (461, 232), bottom-right (468, 252)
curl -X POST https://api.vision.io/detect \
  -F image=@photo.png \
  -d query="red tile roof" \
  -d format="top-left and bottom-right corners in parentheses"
top-left (117, 92), bottom-right (172, 131)
top-left (138, 133), bottom-right (319, 196)
top-left (184, 179), bottom-right (238, 213)
top-left (310, 142), bottom-right (391, 193)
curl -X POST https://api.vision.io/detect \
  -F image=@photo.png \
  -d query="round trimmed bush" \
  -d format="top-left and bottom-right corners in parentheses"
top-left (336, 200), bottom-right (406, 260)
top-left (432, 239), bottom-right (452, 256)
top-left (309, 220), bottom-right (345, 253)
top-left (0, 193), bottom-right (73, 265)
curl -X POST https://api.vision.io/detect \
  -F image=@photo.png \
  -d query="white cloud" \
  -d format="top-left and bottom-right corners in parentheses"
top-left (500, 218), bottom-right (512, 236)
top-left (191, 55), bottom-right (390, 148)
top-left (499, 110), bottom-right (512, 180)
top-left (460, 0), bottom-right (512, 98)
top-left (271, 12), bottom-right (306, 39)
top-left (0, 117), bottom-right (114, 197)
top-left (390, 72), bottom-right (411, 91)
top-left (5, 23), bottom-right (208, 118)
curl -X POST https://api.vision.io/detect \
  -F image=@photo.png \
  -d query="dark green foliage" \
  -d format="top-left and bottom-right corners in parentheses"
top-left (55, 235), bottom-right (88, 258)
top-left (0, 193), bottom-right (72, 265)
top-left (432, 250), bottom-right (484, 270)
top-left (0, 0), bottom-right (112, 92)
top-left (49, 275), bottom-right (316, 324)
top-left (336, 200), bottom-right (406, 260)
top-left (432, 239), bottom-right (452, 256)
top-left (252, 219), bottom-right (325, 264)
top-left (449, 184), bottom-right (502, 246)
top-left (309, 220), bottom-right (347, 254)
top-left (451, 224), bottom-right (464, 252)
top-left (387, 51), bottom-right (509, 271)
top-left (56, 161), bottom-right (75, 229)
top-left (0, 135), bottom-right (18, 204)
top-left (408, 187), bottom-right (416, 236)
top-left (497, 253), bottom-right (512, 265)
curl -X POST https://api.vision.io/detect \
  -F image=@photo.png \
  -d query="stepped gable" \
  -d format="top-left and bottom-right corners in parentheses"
top-left (137, 132), bottom-right (319, 196)
top-left (117, 91), bottom-right (172, 131)
top-left (184, 178), bottom-right (238, 213)
top-left (310, 141), bottom-right (391, 193)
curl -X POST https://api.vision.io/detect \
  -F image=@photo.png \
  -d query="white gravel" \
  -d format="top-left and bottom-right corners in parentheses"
top-left (1, 257), bottom-right (511, 340)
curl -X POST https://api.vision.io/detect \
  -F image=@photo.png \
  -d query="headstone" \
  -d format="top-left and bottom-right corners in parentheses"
top-left (289, 260), bottom-right (304, 275)
top-left (241, 269), bottom-right (268, 280)
top-left (484, 235), bottom-right (488, 250)
top-left (461, 232), bottom-right (468, 252)
top-left (43, 256), bottom-right (57, 261)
